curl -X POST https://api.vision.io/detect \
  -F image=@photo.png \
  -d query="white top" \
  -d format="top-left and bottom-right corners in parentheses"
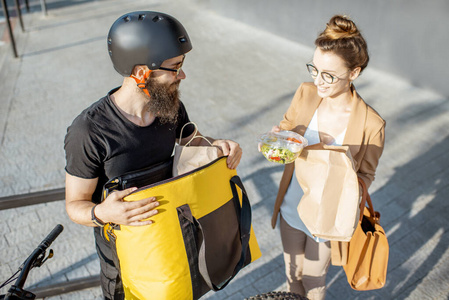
top-left (280, 109), bottom-right (347, 242)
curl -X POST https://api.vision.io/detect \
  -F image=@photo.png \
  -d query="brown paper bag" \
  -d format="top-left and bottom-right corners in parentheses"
top-left (295, 143), bottom-right (360, 241)
top-left (173, 122), bottom-right (220, 176)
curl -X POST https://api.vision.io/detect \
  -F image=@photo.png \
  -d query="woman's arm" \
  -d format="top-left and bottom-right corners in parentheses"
top-left (357, 124), bottom-right (385, 189)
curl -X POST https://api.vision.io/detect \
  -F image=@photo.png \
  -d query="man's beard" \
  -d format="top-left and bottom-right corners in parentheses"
top-left (145, 78), bottom-right (180, 124)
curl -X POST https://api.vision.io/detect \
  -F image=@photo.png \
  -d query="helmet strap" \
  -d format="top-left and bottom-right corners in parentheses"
top-left (131, 70), bottom-right (152, 96)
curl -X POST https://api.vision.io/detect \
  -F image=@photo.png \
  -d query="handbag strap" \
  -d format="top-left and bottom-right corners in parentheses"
top-left (198, 175), bottom-right (252, 291)
top-left (357, 178), bottom-right (380, 222)
top-left (179, 121), bottom-right (214, 147)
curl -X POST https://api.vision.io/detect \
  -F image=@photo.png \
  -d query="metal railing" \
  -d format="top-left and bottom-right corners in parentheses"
top-left (0, 188), bottom-right (64, 210)
top-left (1, 0), bottom-right (48, 58)
top-left (0, 188), bottom-right (100, 298)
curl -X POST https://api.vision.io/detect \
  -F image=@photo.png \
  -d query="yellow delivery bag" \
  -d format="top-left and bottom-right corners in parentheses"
top-left (103, 157), bottom-right (261, 300)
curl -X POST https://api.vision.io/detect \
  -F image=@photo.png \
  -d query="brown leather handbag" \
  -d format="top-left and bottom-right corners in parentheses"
top-left (332, 178), bottom-right (389, 290)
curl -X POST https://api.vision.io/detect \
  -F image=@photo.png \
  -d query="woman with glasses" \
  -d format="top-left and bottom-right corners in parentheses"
top-left (269, 15), bottom-right (385, 299)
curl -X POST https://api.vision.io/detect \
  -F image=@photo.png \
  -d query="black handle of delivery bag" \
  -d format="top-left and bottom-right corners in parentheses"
top-left (198, 175), bottom-right (252, 291)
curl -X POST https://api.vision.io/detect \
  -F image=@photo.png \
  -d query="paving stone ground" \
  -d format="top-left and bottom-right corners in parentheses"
top-left (1, 0), bottom-right (448, 299)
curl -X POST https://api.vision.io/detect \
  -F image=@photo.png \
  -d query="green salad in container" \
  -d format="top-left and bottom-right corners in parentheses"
top-left (258, 131), bottom-right (308, 164)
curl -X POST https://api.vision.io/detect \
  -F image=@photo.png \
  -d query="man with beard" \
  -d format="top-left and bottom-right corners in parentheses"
top-left (63, 11), bottom-right (242, 299)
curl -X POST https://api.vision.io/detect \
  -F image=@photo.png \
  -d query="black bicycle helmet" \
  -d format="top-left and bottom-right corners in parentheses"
top-left (107, 11), bottom-right (192, 76)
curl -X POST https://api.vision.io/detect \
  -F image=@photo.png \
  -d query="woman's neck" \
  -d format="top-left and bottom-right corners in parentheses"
top-left (322, 88), bottom-right (353, 111)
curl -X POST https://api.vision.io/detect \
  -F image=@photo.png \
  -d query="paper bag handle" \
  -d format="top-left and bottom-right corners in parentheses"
top-left (179, 121), bottom-right (214, 147)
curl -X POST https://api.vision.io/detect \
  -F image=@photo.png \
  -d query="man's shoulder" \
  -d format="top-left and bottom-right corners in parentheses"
top-left (84, 95), bottom-right (111, 119)
top-left (71, 95), bottom-right (111, 128)
top-left (64, 96), bottom-right (112, 159)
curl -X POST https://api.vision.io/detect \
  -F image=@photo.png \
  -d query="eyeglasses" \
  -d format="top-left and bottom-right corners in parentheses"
top-left (306, 63), bottom-right (349, 84)
top-left (158, 55), bottom-right (185, 76)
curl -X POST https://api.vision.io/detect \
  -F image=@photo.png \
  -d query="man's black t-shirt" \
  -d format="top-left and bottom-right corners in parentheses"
top-left (64, 87), bottom-right (194, 204)
top-left (64, 88), bottom-right (195, 297)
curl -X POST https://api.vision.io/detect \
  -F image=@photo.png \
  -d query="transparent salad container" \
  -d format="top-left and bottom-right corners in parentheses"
top-left (258, 130), bottom-right (308, 164)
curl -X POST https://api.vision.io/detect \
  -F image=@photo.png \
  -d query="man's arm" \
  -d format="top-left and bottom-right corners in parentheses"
top-left (179, 130), bottom-right (242, 170)
top-left (65, 173), bottom-right (160, 227)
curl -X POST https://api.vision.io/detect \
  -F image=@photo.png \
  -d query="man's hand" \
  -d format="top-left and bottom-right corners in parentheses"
top-left (94, 188), bottom-right (159, 226)
top-left (65, 173), bottom-right (159, 227)
top-left (182, 129), bottom-right (243, 169)
top-left (212, 139), bottom-right (242, 169)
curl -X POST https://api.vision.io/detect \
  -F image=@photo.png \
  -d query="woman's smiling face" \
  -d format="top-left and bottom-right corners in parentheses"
top-left (311, 48), bottom-right (355, 99)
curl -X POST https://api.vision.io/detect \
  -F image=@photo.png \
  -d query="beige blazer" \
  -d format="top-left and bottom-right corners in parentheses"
top-left (271, 82), bottom-right (386, 228)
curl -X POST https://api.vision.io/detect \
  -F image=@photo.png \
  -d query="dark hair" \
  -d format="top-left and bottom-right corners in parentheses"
top-left (315, 15), bottom-right (369, 72)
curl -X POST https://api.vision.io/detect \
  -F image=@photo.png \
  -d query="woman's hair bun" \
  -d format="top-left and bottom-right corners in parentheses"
top-left (315, 14), bottom-right (369, 72)
top-left (324, 15), bottom-right (359, 39)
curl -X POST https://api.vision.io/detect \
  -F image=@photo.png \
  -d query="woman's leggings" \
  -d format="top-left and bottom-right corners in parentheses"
top-left (280, 216), bottom-right (331, 300)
